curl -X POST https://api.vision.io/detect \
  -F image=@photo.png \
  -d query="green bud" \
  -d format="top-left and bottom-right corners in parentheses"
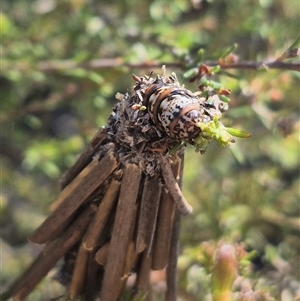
top-left (225, 127), bottom-right (251, 138)
top-left (212, 244), bottom-right (238, 301)
top-left (183, 68), bottom-right (198, 79)
top-left (197, 48), bottom-right (205, 61)
top-left (219, 95), bottom-right (231, 103)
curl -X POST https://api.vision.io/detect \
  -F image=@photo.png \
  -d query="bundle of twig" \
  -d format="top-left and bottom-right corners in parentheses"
top-left (5, 66), bottom-right (242, 301)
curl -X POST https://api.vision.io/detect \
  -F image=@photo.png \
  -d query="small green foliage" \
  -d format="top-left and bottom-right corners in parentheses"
top-left (219, 95), bottom-right (231, 103)
top-left (225, 127), bottom-right (251, 138)
top-left (215, 44), bottom-right (238, 60)
top-left (195, 117), bottom-right (237, 152)
top-left (199, 78), bottom-right (223, 90)
top-left (183, 67), bottom-right (199, 79)
top-left (211, 244), bottom-right (238, 301)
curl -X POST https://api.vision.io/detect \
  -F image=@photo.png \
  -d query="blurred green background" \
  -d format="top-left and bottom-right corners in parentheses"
top-left (1, 0), bottom-right (299, 300)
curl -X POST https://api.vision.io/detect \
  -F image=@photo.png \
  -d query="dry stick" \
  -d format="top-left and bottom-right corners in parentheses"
top-left (136, 176), bottom-right (162, 254)
top-left (84, 249), bottom-right (101, 301)
top-left (50, 161), bottom-right (95, 211)
top-left (107, 191), bottom-right (140, 301)
top-left (122, 241), bottom-right (137, 279)
top-left (60, 127), bottom-right (107, 189)
top-left (37, 58), bottom-right (300, 72)
top-left (3, 242), bottom-right (56, 301)
top-left (115, 241), bottom-right (137, 300)
top-left (165, 209), bottom-right (181, 301)
top-left (30, 152), bottom-right (118, 244)
top-left (122, 203), bottom-right (140, 279)
top-left (83, 178), bottom-right (121, 250)
top-left (95, 242), bottom-right (110, 266)
top-left (160, 155), bottom-right (193, 216)
top-left (165, 153), bottom-right (184, 301)
top-left (100, 163), bottom-right (142, 301)
top-left (69, 245), bottom-right (89, 299)
top-left (93, 193), bottom-right (138, 267)
top-left (114, 204), bottom-right (140, 301)
top-left (10, 205), bottom-right (96, 301)
top-left (151, 187), bottom-right (176, 270)
top-left (134, 251), bottom-right (153, 301)
top-left (96, 206), bottom-right (117, 248)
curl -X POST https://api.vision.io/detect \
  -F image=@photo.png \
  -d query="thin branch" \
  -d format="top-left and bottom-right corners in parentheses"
top-left (134, 251), bottom-right (153, 301)
top-left (136, 176), bottom-right (162, 254)
top-left (59, 126), bottom-right (108, 190)
top-left (8, 205), bottom-right (96, 301)
top-left (95, 242), bottom-right (110, 266)
top-left (166, 208), bottom-right (181, 301)
top-left (217, 60), bottom-right (300, 71)
top-left (160, 155), bottom-right (193, 216)
top-left (30, 151), bottom-right (118, 244)
top-left (151, 187), bottom-right (175, 270)
top-left (35, 58), bottom-right (300, 73)
top-left (82, 177), bottom-right (121, 250)
top-left (69, 245), bottom-right (89, 299)
top-left (100, 163), bottom-right (141, 301)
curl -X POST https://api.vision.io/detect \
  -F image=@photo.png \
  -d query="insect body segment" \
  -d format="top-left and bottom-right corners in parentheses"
top-left (144, 84), bottom-right (204, 144)
top-left (131, 68), bottom-right (248, 154)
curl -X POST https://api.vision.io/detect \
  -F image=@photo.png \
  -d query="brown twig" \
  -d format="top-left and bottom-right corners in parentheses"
top-left (30, 151), bottom-right (118, 244)
top-left (82, 177), bottom-right (121, 250)
top-left (160, 155), bottom-right (193, 216)
top-left (9, 205), bottom-right (96, 301)
top-left (95, 242), bottom-right (110, 265)
top-left (166, 208), bottom-right (181, 301)
top-left (136, 176), bottom-right (162, 254)
top-left (134, 251), bottom-right (153, 301)
top-left (217, 60), bottom-right (300, 71)
top-left (69, 245), bottom-right (89, 299)
top-left (37, 59), bottom-right (183, 72)
top-left (50, 161), bottom-right (96, 211)
top-left (60, 127), bottom-right (108, 190)
top-left (165, 152), bottom-right (184, 301)
top-left (85, 249), bottom-right (101, 301)
top-left (100, 163), bottom-right (141, 301)
top-left (152, 187), bottom-right (176, 270)
top-left (35, 58), bottom-right (300, 73)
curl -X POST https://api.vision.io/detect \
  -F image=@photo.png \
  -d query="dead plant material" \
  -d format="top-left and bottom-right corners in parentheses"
top-left (30, 151), bottom-right (118, 244)
top-left (5, 67), bottom-right (235, 301)
top-left (161, 155), bottom-right (193, 216)
top-left (100, 163), bottom-right (141, 301)
top-left (8, 205), bottom-right (96, 301)
top-left (83, 177), bottom-right (121, 250)
top-left (151, 187), bottom-right (176, 270)
top-left (59, 127), bottom-right (108, 189)
top-left (136, 176), bottom-right (162, 254)
top-left (69, 245), bottom-right (89, 299)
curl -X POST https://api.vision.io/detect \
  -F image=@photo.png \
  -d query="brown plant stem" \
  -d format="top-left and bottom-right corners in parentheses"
top-left (9, 205), bottom-right (96, 301)
top-left (35, 58), bottom-right (300, 72)
top-left (160, 155), bottom-right (193, 216)
top-left (136, 176), bottom-right (162, 254)
top-left (166, 208), bottom-right (181, 301)
top-left (134, 251), bottom-right (153, 301)
top-left (95, 242), bottom-right (110, 266)
top-left (59, 127), bottom-right (108, 190)
top-left (82, 177), bottom-right (121, 250)
top-left (69, 245), bottom-right (89, 299)
top-left (151, 187), bottom-right (176, 270)
top-left (30, 151), bottom-right (118, 244)
top-left (100, 163), bottom-right (141, 301)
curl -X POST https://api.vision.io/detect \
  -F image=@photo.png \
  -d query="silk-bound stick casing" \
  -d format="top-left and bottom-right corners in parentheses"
top-left (4, 66), bottom-right (239, 301)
